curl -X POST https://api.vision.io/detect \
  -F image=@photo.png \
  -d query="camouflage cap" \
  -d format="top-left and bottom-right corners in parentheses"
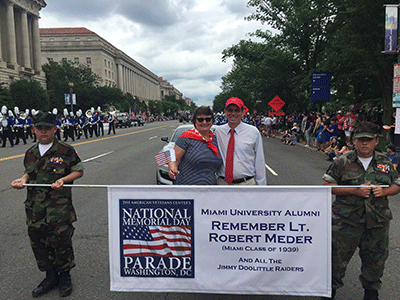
top-left (353, 121), bottom-right (379, 139)
top-left (33, 111), bottom-right (56, 127)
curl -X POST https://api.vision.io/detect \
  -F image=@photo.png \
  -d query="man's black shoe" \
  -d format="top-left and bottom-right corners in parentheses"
top-left (59, 271), bottom-right (72, 297)
top-left (364, 289), bottom-right (379, 300)
top-left (32, 270), bottom-right (59, 298)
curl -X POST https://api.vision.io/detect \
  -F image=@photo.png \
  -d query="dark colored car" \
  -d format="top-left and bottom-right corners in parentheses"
top-left (116, 113), bottom-right (132, 128)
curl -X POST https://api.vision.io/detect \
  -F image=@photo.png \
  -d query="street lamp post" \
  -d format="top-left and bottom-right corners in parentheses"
top-left (68, 82), bottom-right (74, 115)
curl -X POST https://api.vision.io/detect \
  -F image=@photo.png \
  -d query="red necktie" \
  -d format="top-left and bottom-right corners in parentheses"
top-left (225, 129), bottom-right (235, 184)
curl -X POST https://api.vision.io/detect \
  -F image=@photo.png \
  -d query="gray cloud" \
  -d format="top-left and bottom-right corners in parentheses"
top-left (39, 0), bottom-right (265, 106)
top-left (221, 0), bottom-right (249, 15)
top-left (43, 0), bottom-right (193, 28)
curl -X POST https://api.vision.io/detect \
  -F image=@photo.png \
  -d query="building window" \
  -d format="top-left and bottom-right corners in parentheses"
top-left (87, 38), bottom-right (92, 41)
top-left (112, 72), bottom-right (114, 80)
top-left (50, 38), bottom-right (54, 42)
top-left (108, 61), bottom-right (110, 68)
top-left (104, 59), bottom-right (107, 67)
top-left (63, 38), bottom-right (68, 41)
top-left (47, 58), bottom-right (53, 62)
top-left (74, 57), bottom-right (79, 64)
top-left (105, 70), bottom-right (107, 77)
top-left (109, 71), bottom-right (111, 78)
top-left (75, 38), bottom-right (80, 42)
top-left (86, 57), bottom-right (91, 64)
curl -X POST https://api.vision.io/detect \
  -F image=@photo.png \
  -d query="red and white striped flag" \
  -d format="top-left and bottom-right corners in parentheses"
top-left (122, 225), bottom-right (191, 257)
top-left (154, 150), bottom-right (176, 166)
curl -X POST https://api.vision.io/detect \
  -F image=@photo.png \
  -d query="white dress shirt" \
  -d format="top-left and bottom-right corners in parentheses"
top-left (215, 122), bottom-right (266, 185)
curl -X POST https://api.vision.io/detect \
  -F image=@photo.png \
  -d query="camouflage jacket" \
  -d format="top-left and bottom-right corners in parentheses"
top-left (23, 139), bottom-right (84, 227)
top-left (323, 150), bottom-right (400, 228)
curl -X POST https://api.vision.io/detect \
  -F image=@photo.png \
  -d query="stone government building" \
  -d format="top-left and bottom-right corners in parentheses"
top-left (40, 27), bottom-right (166, 102)
top-left (1, 0), bottom-right (187, 104)
top-left (0, 0), bottom-right (47, 86)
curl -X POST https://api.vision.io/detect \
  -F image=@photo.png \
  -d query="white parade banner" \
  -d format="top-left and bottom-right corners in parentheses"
top-left (108, 186), bottom-right (332, 297)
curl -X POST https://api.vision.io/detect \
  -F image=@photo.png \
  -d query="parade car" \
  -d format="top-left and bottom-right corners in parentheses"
top-left (156, 124), bottom-right (217, 185)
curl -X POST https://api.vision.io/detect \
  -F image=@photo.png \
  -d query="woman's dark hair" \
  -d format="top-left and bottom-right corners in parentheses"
top-left (192, 106), bottom-right (214, 126)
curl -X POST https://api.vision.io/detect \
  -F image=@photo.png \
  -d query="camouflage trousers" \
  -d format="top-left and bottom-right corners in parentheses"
top-left (28, 223), bottom-right (75, 272)
top-left (332, 218), bottom-right (389, 291)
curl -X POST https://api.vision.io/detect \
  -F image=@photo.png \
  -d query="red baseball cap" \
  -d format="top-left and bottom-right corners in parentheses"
top-left (225, 97), bottom-right (248, 113)
top-left (225, 97), bottom-right (244, 108)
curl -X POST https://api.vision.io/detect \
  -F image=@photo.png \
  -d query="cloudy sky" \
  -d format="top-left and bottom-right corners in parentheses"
top-left (39, 0), bottom-right (268, 107)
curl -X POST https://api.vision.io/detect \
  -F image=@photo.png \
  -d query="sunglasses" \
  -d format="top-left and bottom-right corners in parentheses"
top-left (226, 108), bottom-right (241, 113)
top-left (196, 117), bottom-right (212, 123)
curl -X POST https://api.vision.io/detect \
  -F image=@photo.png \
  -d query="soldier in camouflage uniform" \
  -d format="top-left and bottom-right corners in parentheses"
top-left (322, 122), bottom-right (400, 300)
top-left (11, 111), bottom-right (84, 298)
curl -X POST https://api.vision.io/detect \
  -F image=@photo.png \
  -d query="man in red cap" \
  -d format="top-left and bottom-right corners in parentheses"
top-left (215, 97), bottom-right (266, 185)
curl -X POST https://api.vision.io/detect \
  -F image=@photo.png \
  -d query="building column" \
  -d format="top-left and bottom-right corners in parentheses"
top-left (117, 64), bottom-right (123, 90)
top-left (6, 1), bottom-right (17, 66)
top-left (129, 69), bottom-right (133, 94)
top-left (20, 10), bottom-right (31, 69)
top-left (32, 16), bottom-right (41, 72)
top-left (0, 18), bottom-right (5, 67)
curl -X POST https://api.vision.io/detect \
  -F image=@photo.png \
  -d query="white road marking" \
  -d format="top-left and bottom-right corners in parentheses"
top-left (83, 151), bottom-right (114, 162)
top-left (149, 136), bottom-right (158, 140)
top-left (265, 163), bottom-right (278, 176)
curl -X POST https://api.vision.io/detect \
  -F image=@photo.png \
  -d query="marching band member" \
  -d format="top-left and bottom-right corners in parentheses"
top-left (62, 109), bottom-right (71, 142)
top-left (89, 107), bottom-right (98, 137)
top-left (25, 109), bottom-right (34, 141)
top-left (64, 112), bottom-right (75, 142)
top-left (14, 108), bottom-right (27, 145)
top-left (52, 109), bottom-right (61, 141)
top-left (31, 109), bottom-right (38, 142)
top-left (2, 109), bottom-right (14, 147)
top-left (107, 112), bottom-right (116, 135)
top-left (97, 107), bottom-right (104, 136)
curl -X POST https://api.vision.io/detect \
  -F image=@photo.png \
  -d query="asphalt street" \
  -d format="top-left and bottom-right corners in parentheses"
top-left (0, 120), bottom-right (399, 300)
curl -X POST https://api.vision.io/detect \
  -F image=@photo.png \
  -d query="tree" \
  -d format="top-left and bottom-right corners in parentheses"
top-left (216, 38), bottom-right (297, 112)
top-left (0, 83), bottom-right (13, 109)
top-left (9, 79), bottom-right (49, 111)
top-left (246, 0), bottom-right (337, 110)
top-left (216, 0), bottom-right (398, 119)
top-left (42, 59), bottom-right (101, 111)
top-left (322, 0), bottom-right (398, 124)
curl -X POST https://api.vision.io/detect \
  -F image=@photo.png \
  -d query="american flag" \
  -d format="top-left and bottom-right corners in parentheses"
top-left (154, 150), bottom-right (175, 166)
top-left (122, 225), bottom-right (191, 257)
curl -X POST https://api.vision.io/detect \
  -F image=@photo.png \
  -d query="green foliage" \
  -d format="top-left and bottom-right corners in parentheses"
top-left (42, 59), bottom-right (101, 111)
top-left (215, 0), bottom-right (398, 122)
top-left (217, 38), bottom-right (297, 113)
top-left (9, 79), bottom-right (49, 111)
top-left (0, 82), bottom-right (13, 108)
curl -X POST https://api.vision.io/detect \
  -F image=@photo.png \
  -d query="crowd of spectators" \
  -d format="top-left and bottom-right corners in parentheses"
top-left (231, 104), bottom-right (400, 164)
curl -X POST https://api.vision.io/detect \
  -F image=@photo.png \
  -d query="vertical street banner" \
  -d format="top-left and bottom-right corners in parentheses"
top-left (108, 186), bottom-right (332, 297)
top-left (393, 64), bottom-right (400, 108)
top-left (312, 72), bottom-right (331, 101)
top-left (385, 5), bottom-right (398, 54)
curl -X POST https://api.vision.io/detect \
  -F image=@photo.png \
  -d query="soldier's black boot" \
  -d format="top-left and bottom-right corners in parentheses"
top-left (363, 289), bottom-right (379, 300)
top-left (59, 270), bottom-right (72, 297)
top-left (32, 269), bottom-right (59, 298)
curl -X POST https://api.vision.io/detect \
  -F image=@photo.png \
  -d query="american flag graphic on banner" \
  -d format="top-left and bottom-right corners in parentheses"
top-left (122, 225), bottom-right (191, 257)
top-left (154, 150), bottom-right (176, 167)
